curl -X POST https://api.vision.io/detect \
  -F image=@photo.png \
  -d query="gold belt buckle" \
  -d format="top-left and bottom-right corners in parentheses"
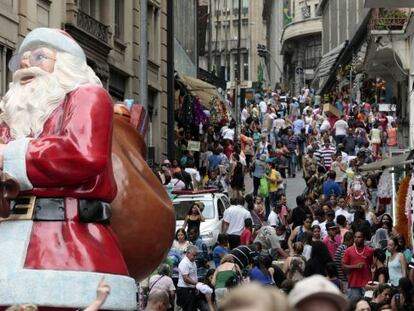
top-left (0, 196), bottom-right (36, 221)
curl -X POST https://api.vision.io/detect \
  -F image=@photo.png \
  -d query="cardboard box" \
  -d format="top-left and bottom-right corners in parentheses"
top-left (323, 103), bottom-right (342, 118)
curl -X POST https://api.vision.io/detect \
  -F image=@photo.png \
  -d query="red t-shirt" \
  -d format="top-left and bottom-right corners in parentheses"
top-left (240, 228), bottom-right (253, 245)
top-left (342, 245), bottom-right (374, 288)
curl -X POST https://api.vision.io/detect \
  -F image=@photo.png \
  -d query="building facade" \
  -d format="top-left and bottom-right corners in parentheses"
top-left (199, 0), bottom-right (266, 86)
top-left (0, 0), bottom-right (168, 163)
top-left (281, 0), bottom-right (322, 95)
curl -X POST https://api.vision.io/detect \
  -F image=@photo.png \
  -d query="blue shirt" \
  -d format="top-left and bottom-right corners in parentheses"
top-left (252, 160), bottom-right (266, 178)
top-left (213, 245), bottom-right (229, 267)
top-left (293, 119), bottom-right (305, 135)
top-left (249, 267), bottom-right (273, 285)
top-left (323, 179), bottom-right (342, 197)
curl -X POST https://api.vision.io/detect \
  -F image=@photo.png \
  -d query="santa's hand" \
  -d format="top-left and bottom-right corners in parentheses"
top-left (0, 143), bottom-right (5, 170)
top-left (96, 277), bottom-right (111, 304)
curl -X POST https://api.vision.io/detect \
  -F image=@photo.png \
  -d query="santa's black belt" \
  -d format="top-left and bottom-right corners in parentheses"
top-left (7, 197), bottom-right (111, 223)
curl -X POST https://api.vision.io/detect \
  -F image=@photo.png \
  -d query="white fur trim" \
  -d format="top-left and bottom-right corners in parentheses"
top-left (3, 138), bottom-right (33, 191)
top-left (19, 28), bottom-right (86, 61)
top-left (0, 221), bottom-right (137, 310)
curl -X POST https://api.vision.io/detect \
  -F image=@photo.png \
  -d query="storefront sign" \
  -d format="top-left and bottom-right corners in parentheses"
top-left (187, 140), bottom-right (201, 151)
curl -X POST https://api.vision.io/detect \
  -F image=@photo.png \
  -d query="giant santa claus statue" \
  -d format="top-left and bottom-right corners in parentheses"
top-left (0, 28), bottom-right (174, 310)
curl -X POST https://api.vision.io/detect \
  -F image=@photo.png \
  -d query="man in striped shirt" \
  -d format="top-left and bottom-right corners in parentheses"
top-left (317, 138), bottom-right (337, 171)
top-left (334, 231), bottom-right (354, 292)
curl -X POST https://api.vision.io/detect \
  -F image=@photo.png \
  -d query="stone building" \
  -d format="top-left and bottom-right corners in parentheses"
top-left (199, 0), bottom-right (267, 85)
top-left (0, 0), bottom-right (168, 163)
top-left (281, 0), bottom-right (322, 95)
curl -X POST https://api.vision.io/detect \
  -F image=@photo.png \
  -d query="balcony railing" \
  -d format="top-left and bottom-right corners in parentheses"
top-left (77, 10), bottom-right (109, 43)
top-left (369, 8), bottom-right (410, 31)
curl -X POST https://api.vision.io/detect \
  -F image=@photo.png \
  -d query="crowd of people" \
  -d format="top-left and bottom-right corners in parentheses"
top-left (146, 88), bottom-right (414, 311)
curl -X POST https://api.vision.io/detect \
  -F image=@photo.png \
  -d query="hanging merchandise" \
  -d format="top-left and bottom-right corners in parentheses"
top-left (179, 94), bottom-right (193, 130)
top-left (193, 96), bottom-right (208, 127)
top-left (209, 96), bottom-right (228, 126)
top-left (405, 175), bottom-right (414, 246)
top-left (395, 176), bottom-right (410, 244)
top-left (377, 169), bottom-right (392, 205)
top-left (348, 175), bottom-right (367, 206)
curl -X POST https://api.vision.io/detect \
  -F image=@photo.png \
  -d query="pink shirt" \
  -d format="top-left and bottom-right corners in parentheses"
top-left (323, 234), bottom-right (342, 259)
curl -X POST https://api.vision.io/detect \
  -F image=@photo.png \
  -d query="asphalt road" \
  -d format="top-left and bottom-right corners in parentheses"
top-left (243, 169), bottom-right (306, 209)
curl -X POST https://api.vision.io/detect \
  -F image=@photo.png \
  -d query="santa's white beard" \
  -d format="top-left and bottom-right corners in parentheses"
top-left (0, 67), bottom-right (68, 139)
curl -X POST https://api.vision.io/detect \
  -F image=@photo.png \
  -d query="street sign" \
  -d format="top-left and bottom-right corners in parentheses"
top-left (295, 67), bottom-right (303, 75)
top-left (226, 80), bottom-right (252, 90)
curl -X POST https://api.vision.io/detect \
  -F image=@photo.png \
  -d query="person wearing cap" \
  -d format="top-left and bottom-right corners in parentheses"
top-left (288, 275), bottom-right (350, 311)
top-left (0, 28), bottom-right (137, 308)
top-left (323, 222), bottom-right (342, 259)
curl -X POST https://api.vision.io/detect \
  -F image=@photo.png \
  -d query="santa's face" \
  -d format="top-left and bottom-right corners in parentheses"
top-left (17, 47), bottom-right (56, 84)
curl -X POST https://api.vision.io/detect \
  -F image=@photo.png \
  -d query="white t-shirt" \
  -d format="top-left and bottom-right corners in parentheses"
top-left (222, 127), bottom-right (235, 141)
top-left (177, 256), bottom-right (197, 288)
top-left (335, 208), bottom-right (354, 224)
top-left (333, 119), bottom-right (348, 136)
top-left (223, 205), bottom-right (252, 235)
top-left (259, 101), bottom-right (268, 114)
top-left (320, 119), bottom-right (331, 132)
top-left (267, 211), bottom-right (280, 227)
top-left (149, 274), bottom-right (176, 294)
top-left (185, 168), bottom-right (201, 183)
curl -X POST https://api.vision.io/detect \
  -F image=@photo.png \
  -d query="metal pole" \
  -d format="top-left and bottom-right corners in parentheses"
top-left (167, 0), bottom-right (175, 160)
top-left (235, 0), bottom-right (241, 143)
top-left (139, 0), bottom-right (148, 112)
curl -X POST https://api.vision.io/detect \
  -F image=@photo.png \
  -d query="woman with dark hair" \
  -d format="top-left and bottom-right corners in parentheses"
top-left (172, 228), bottom-right (192, 252)
top-left (199, 268), bottom-right (216, 311)
top-left (248, 254), bottom-right (275, 285)
top-left (230, 152), bottom-right (244, 197)
top-left (288, 214), bottom-right (313, 253)
top-left (245, 193), bottom-right (263, 228)
top-left (387, 237), bottom-right (407, 287)
top-left (304, 241), bottom-right (333, 277)
top-left (366, 248), bottom-right (389, 291)
top-left (391, 277), bottom-right (413, 311)
top-left (183, 203), bottom-right (205, 233)
top-left (397, 236), bottom-right (412, 264)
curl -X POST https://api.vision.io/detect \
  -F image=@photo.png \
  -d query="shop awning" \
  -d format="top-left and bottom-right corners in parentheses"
top-left (312, 41), bottom-right (348, 94)
top-left (176, 74), bottom-right (223, 108)
top-left (359, 151), bottom-right (413, 171)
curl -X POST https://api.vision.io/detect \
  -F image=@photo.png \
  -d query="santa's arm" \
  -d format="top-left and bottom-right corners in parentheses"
top-left (2, 85), bottom-right (113, 190)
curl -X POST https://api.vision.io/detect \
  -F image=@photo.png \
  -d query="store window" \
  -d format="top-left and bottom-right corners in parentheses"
top-left (114, 0), bottom-right (124, 40)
